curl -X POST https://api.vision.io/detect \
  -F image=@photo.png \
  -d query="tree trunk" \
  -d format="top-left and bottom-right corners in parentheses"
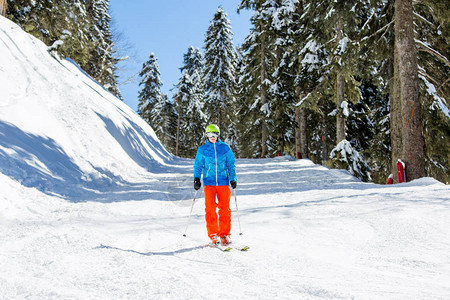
top-left (394, 0), bottom-right (425, 181)
top-left (0, 0), bottom-right (6, 16)
top-left (299, 107), bottom-right (308, 158)
top-left (278, 132), bottom-right (284, 156)
top-left (336, 18), bottom-right (346, 143)
top-left (391, 59), bottom-right (402, 181)
top-left (175, 97), bottom-right (181, 156)
top-left (295, 19), bottom-right (308, 159)
top-left (260, 28), bottom-right (268, 157)
top-left (336, 75), bottom-right (346, 143)
top-left (218, 89), bottom-right (226, 134)
top-left (295, 106), bottom-right (301, 158)
top-left (295, 105), bottom-right (308, 159)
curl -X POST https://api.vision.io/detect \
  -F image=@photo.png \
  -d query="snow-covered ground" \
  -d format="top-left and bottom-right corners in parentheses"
top-left (1, 16), bottom-right (449, 299)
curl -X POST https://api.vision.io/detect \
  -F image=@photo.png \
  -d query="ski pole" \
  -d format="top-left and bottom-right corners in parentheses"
top-left (183, 190), bottom-right (198, 237)
top-left (233, 188), bottom-right (243, 235)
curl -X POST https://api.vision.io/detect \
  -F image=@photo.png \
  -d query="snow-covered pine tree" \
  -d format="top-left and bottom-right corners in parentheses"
top-left (413, 1), bottom-right (449, 183)
top-left (288, 1), bottom-right (329, 160)
top-left (234, 45), bottom-right (267, 158)
top-left (238, 0), bottom-right (277, 157)
top-left (234, 47), bottom-right (250, 157)
top-left (345, 84), bottom-right (381, 180)
top-left (203, 7), bottom-right (237, 142)
top-left (85, 0), bottom-right (121, 98)
top-left (174, 46), bottom-right (207, 157)
top-left (157, 94), bottom-right (178, 152)
top-left (358, 0), bottom-right (448, 183)
top-left (268, 0), bottom-right (298, 156)
top-left (138, 53), bottom-right (169, 143)
top-left (174, 72), bottom-right (191, 156)
top-left (356, 0), bottom-right (394, 183)
top-left (234, 32), bottom-right (262, 158)
top-left (7, 0), bottom-right (91, 65)
top-left (6, 0), bottom-right (121, 99)
top-left (364, 81), bottom-right (391, 183)
top-left (329, 140), bottom-right (372, 182)
top-left (365, 1), bottom-right (404, 183)
top-left (309, 1), bottom-right (369, 144)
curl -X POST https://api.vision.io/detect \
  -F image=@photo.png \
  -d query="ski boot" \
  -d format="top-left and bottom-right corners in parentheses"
top-left (220, 235), bottom-right (232, 246)
top-left (210, 234), bottom-right (220, 245)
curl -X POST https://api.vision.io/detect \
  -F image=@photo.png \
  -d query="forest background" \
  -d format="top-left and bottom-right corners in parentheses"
top-left (2, 0), bottom-right (449, 184)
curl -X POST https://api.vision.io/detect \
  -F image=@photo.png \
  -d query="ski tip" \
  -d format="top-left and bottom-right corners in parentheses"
top-left (210, 244), bottom-right (232, 252)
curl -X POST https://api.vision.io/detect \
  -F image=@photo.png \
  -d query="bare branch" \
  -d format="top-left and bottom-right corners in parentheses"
top-left (413, 11), bottom-right (433, 27)
top-left (419, 69), bottom-right (449, 101)
top-left (415, 39), bottom-right (450, 67)
top-left (437, 77), bottom-right (450, 98)
top-left (418, 69), bottom-right (440, 87)
top-left (361, 20), bottom-right (395, 42)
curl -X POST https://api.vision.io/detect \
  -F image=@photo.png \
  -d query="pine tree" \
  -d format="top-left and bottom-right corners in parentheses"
top-left (157, 95), bottom-right (178, 152)
top-left (238, 0), bottom-right (277, 157)
top-left (235, 47), bottom-right (260, 158)
top-left (85, 0), bottom-right (121, 98)
top-left (365, 81), bottom-right (391, 183)
top-left (290, 1), bottom-right (328, 160)
top-left (329, 140), bottom-right (372, 182)
top-left (7, 0), bottom-right (91, 62)
top-left (6, 0), bottom-right (121, 99)
top-left (268, 0), bottom-right (298, 156)
top-left (62, 1), bottom-right (92, 71)
top-left (138, 53), bottom-right (168, 143)
top-left (360, 0), bottom-right (447, 183)
top-left (413, 1), bottom-right (449, 183)
top-left (357, 0), bottom-right (394, 183)
top-left (174, 46), bottom-right (207, 157)
top-left (315, 1), bottom-right (369, 146)
top-left (203, 7), bottom-right (237, 141)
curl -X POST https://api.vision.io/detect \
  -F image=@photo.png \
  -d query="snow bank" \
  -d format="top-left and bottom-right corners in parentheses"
top-left (0, 16), bottom-right (173, 201)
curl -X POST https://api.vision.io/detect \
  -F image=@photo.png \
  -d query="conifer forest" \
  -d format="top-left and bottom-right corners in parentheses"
top-left (3, 0), bottom-right (449, 184)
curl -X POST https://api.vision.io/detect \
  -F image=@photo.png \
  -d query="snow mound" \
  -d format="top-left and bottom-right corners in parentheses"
top-left (0, 16), bottom-right (173, 201)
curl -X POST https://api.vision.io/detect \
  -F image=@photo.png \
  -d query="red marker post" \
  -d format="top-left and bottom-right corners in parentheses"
top-left (396, 160), bottom-right (406, 183)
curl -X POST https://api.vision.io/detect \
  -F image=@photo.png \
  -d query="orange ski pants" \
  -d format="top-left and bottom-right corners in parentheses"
top-left (204, 185), bottom-right (231, 238)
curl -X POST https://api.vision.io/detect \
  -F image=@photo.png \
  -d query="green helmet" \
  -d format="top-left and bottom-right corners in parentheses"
top-left (205, 124), bottom-right (220, 135)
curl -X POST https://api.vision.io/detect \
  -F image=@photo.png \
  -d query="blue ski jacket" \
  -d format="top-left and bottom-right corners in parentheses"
top-left (194, 139), bottom-right (237, 186)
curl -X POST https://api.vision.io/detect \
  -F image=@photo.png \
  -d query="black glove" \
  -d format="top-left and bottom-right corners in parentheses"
top-left (194, 178), bottom-right (201, 190)
top-left (230, 180), bottom-right (237, 189)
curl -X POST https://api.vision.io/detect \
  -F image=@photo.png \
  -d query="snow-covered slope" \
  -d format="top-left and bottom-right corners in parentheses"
top-left (0, 16), bottom-right (174, 201)
top-left (1, 16), bottom-right (450, 299)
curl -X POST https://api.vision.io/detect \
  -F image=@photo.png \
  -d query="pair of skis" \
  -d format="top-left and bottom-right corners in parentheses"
top-left (210, 243), bottom-right (249, 252)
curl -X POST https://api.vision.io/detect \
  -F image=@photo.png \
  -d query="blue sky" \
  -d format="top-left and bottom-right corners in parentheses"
top-left (109, 0), bottom-right (252, 112)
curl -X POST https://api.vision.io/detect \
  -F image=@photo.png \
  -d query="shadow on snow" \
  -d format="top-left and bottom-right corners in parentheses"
top-left (0, 120), bottom-right (192, 203)
top-left (95, 244), bottom-right (208, 256)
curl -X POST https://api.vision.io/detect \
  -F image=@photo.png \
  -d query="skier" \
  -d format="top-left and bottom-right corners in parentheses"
top-left (193, 124), bottom-right (237, 246)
